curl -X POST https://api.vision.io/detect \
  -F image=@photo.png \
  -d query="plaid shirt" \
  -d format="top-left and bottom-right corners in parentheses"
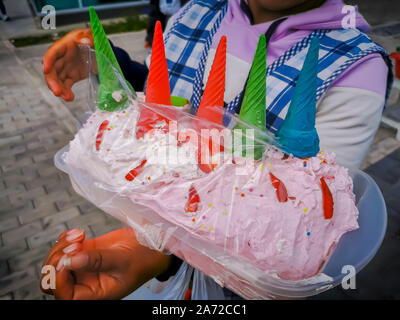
top-left (159, 0), bottom-right (392, 134)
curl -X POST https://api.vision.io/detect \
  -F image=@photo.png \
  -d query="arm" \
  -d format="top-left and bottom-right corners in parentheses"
top-left (41, 228), bottom-right (178, 299)
top-left (42, 29), bottom-right (149, 100)
top-left (315, 54), bottom-right (389, 171)
top-left (316, 86), bottom-right (385, 171)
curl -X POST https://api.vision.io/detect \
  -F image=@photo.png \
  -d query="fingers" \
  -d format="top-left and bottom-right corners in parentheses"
top-left (42, 228), bottom-right (85, 272)
top-left (45, 74), bottom-right (62, 96)
top-left (56, 242), bottom-right (82, 271)
top-left (65, 249), bottom-right (125, 273)
top-left (54, 268), bottom-right (74, 300)
top-left (43, 41), bottom-right (67, 74)
top-left (61, 78), bottom-right (75, 102)
top-left (55, 268), bottom-right (95, 300)
top-left (41, 229), bottom-right (85, 296)
top-left (54, 58), bottom-right (65, 73)
top-left (45, 72), bottom-right (75, 102)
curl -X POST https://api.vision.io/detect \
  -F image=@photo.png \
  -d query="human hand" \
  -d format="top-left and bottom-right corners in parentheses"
top-left (144, 40), bottom-right (151, 50)
top-left (42, 29), bottom-right (94, 101)
top-left (40, 228), bottom-right (172, 300)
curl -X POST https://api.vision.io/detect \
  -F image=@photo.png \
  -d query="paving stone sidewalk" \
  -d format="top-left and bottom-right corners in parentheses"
top-left (0, 37), bottom-right (133, 299)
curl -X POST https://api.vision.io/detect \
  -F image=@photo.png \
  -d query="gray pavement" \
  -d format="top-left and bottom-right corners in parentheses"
top-left (0, 0), bottom-right (399, 300)
top-left (0, 31), bottom-right (146, 299)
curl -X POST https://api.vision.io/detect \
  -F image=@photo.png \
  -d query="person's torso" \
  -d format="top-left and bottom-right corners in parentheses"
top-left (159, 0), bottom-right (392, 133)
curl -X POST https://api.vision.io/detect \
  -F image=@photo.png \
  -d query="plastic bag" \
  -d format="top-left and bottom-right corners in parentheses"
top-left (58, 48), bottom-right (361, 299)
top-left (123, 262), bottom-right (226, 300)
top-left (191, 269), bottom-right (226, 300)
top-left (124, 262), bottom-right (193, 300)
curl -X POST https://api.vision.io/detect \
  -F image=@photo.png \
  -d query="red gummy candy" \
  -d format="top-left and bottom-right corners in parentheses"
top-left (95, 120), bottom-right (109, 151)
top-left (320, 177), bottom-right (334, 219)
top-left (136, 109), bottom-right (168, 139)
top-left (269, 172), bottom-right (288, 202)
top-left (125, 159), bottom-right (147, 181)
top-left (197, 135), bottom-right (224, 174)
top-left (185, 185), bottom-right (200, 213)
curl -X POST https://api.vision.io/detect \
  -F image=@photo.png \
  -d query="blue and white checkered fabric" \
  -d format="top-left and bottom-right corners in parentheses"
top-left (163, 0), bottom-right (228, 100)
top-left (161, 0), bottom-right (392, 134)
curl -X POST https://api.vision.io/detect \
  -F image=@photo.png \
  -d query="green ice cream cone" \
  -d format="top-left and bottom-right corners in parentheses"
top-left (234, 34), bottom-right (268, 160)
top-left (89, 7), bottom-right (135, 111)
top-left (239, 34), bottom-right (267, 130)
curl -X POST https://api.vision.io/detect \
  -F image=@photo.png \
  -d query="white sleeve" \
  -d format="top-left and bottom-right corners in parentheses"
top-left (315, 87), bottom-right (385, 171)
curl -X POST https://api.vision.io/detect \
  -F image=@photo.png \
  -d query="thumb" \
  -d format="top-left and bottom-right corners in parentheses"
top-left (64, 249), bottom-right (123, 273)
top-left (54, 268), bottom-right (74, 300)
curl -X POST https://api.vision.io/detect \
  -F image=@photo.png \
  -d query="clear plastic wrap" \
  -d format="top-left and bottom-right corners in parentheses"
top-left (54, 47), bottom-right (386, 300)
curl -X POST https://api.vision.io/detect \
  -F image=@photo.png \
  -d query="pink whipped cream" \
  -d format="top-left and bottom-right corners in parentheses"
top-left (131, 149), bottom-right (359, 280)
top-left (66, 95), bottom-right (359, 281)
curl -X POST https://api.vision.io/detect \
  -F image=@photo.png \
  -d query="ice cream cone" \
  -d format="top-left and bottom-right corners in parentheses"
top-left (239, 34), bottom-right (267, 130)
top-left (136, 21), bottom-right (171, 139)
top-left (195, 36), bottom-right (227, 172)
top-left (234, 34), bottom-right (267, 160)
top-left (145, 21), bottom-right (171, 105)
top-left (276, 37), bottom-right (320, 158)
top-left (89, 7), bottom-right (135, 111)
top-left (196, 36), bottom-right (227, 125)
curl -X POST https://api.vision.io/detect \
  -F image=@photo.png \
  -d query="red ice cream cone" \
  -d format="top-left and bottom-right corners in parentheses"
top-left (195, 36), bottom-right (227, 173)
top-left (136, 21), bottom-right (171, 139)
top-left (196, 36), bottom-right (227, 125)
